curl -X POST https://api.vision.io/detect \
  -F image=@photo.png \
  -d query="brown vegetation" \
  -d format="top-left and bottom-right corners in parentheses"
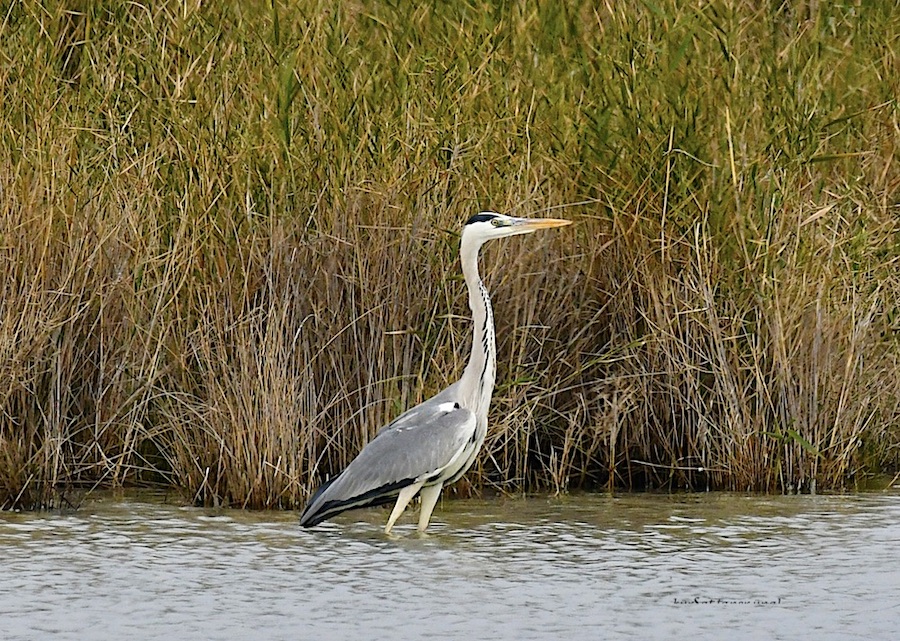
top-left (2, 0), bottom-right (898, 509)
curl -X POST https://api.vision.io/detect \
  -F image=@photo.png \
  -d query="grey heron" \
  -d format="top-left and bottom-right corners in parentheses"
top-left (299, 212), bottom-right (571, 533)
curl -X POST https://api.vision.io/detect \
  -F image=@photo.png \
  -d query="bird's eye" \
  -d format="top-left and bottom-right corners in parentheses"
top-left (491, 218), bottom-right (507, 227)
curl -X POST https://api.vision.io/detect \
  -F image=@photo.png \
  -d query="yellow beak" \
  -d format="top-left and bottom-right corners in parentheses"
top-left (512, 217), bottom-right (573, 230)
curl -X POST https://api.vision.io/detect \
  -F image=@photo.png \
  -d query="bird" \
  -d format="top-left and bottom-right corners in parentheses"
top-left (299, 212), bottom-right (571, 534)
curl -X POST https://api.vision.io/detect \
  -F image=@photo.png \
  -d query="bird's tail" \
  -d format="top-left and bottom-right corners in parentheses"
top-left (299, 475), bottom-right (415, 527)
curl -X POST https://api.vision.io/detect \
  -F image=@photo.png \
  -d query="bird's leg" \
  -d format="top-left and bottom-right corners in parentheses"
top-left (416, 483), bottom-right (443, 532)
top-left (384, 481), bottom-right (424, 535)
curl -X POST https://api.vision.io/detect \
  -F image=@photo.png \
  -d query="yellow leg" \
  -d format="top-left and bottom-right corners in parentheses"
top-left (417, 483), bottom-right (443, 532)
top-left (384, 481), bottom-right (423, 535)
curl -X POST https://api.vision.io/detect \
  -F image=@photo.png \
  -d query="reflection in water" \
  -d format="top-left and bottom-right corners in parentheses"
top-left (1, 493), bottom-right (898, 640)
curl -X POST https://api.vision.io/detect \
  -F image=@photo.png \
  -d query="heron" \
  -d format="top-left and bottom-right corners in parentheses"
top-left (299, 212), bottom-right (571, 534)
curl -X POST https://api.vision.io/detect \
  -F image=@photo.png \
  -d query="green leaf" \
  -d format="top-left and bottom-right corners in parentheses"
top-left (785, 428), bottom-right (820, 457)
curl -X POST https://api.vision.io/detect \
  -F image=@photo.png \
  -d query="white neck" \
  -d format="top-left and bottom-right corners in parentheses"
top-left (458, 233), bottom-right (496, 416)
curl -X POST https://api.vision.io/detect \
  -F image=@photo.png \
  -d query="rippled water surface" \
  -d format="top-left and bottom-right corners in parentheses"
top-left (2, 491), bottom-right (899, 640)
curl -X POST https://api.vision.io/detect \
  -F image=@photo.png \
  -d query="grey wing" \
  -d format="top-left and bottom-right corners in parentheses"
top-left (376, 381), bottom-right (463, 434)
top-left (299, 391), bottom-right (475, 527)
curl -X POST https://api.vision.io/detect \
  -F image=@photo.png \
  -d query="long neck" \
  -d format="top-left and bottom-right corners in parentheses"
top-left (459, 235), bottom-right (496, 415)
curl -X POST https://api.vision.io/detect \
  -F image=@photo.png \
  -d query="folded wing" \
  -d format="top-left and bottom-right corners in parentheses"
top-left (299, 392), bottom-right (476, 527)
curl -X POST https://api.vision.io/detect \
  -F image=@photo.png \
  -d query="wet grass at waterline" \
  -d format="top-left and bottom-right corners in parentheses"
top-left (2, 1), bottom-right (899, 510)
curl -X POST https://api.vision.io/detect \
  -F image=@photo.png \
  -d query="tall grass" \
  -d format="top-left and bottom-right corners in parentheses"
top-left (1, 0), bottom-right (898, 509)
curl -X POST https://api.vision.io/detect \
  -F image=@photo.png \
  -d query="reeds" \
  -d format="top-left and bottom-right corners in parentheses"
top-left (2, 0), bottom-right (898, 509)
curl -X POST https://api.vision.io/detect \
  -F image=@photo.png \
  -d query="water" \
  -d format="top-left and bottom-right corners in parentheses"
top-left (2, 492), bottom-right (899, 640)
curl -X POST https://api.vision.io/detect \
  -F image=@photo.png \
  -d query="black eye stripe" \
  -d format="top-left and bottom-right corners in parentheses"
top-left (465, 213), bottom-right (499, 226)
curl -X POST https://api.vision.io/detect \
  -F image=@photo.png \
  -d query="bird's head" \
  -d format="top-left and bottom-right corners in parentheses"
top-left (462, 212), bottom-right (571, 244)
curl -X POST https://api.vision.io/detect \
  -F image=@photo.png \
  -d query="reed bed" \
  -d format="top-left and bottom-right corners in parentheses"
top-left (1, 0), bottom-right (898, 509)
